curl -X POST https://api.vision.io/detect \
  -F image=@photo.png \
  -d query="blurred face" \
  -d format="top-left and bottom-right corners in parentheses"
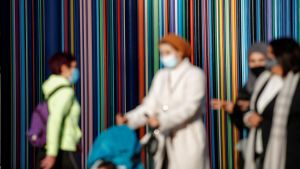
top-left (61, 61), bottom-right (77, 78)
top-left (248, 52), bottom-right (266, 68)
top-left (267, 46), bottom-right (276, 60)
top-left (159, 43), bottom-right (184, 59)
top-left (267, 46), bottom-right (284, 76)
top-left (159, 43), bottom-right (184, 68)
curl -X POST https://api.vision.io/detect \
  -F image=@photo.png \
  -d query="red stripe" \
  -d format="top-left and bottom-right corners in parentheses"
top-left (165, 0), bottom-right (168, 33)
top-left (138, 0), bottom-right (146, 164)
top-left (138, 0), bottom-right (145, 106)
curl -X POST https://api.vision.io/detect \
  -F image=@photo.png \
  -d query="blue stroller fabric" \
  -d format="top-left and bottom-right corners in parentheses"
top-left (87, 125), bottom-right (144, 169)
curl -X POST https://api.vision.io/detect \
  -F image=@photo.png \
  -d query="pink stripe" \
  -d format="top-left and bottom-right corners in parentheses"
top-left (79, 0), bottom-right (85, 167)
top-left (64, 0), bottom-right (69, 51)
top-left (84, 0), bottom-right (88, 165)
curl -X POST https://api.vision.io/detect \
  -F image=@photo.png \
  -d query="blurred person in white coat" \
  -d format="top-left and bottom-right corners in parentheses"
top-left (116, 34), bottom-right (210, 169)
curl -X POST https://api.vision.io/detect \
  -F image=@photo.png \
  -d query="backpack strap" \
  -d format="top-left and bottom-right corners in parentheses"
top-left (46, 85), bottom-right (72, 100)
top-left (46, 85), bottom-right (74, 117)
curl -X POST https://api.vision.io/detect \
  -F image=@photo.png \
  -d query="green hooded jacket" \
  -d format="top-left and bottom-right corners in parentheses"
top-left (42, 75), bottom-right (82, 156)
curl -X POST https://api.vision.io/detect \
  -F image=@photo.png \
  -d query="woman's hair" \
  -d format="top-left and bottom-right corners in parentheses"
top-left (49, 52), bottom-right (76, 74)
top-left (159, 34), bottom-right (191, 58)
top-left (245, 42), bottom-right (268, 94)
top-left (248, 42), bottom-right (268, 60)
top-left (270, 38), bottom-right (300, 75)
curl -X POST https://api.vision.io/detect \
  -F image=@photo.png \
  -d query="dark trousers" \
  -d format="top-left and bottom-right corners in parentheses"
top-left (36, 148), bottom-right (80, 169)
top-left (161, 148), bottom-right (168, 169)
top-left (238, 152), bottom-right (245, 169)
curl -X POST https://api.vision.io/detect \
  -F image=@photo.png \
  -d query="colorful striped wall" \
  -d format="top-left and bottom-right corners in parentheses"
top-left (9, 0), bottom-right (300, 168)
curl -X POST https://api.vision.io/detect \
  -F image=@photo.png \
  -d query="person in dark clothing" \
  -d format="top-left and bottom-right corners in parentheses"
top-left (243, 70), bottom-right (282, 169)
top-left (262, 38), bottom-right (300, 169)
top-left (244, 38), bottom-right (300, 169)
top-left (284, 78), bottom-right (300, 169)
top-left (37, 149), bottom-right (80, 169)
top-left (211, 43), bottom-right (268, 130)
top-left (211, 43), bottom-right (268, 168)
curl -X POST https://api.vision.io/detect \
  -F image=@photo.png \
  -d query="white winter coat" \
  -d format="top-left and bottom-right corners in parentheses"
top-left (126, 59), bottom-right (210, 169)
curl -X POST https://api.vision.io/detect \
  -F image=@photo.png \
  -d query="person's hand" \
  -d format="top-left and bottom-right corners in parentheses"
top-left (237, 100), bottom-right (250, 111)
top-left (247, 113), bottom-right (262, 128)
top-left (211, 99), bottom-right (227, 110)
top-left (148, 117), bottom-right (160, 128)
top-left (116, 113), bottom-right (127, 125)
top-left (224, 102), bottom-right (234, 113)
top-left (40, 156), bottom-right (56, 169)
top-left (211, 99), bottom-right (234, 114)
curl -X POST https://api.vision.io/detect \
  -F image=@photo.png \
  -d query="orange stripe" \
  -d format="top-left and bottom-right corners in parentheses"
top-left (190, 0), bottom-right (194, 63)
top-left (231, 0), bottom-right (239, 168)
top-left (219, 0), bottom-right (226, 168)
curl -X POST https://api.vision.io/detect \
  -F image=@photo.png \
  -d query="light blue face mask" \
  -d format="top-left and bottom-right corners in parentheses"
top-left (160, 54), bottom-right (179, 68)
top-left (69, 68), bottom-right (80, 84)
top-left (265, 58), bottom-right (279, 70)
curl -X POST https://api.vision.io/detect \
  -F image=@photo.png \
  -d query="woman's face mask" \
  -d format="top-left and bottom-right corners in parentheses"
top-left (265, 58), bottom-right (279, 70)
top-left (69, 68), bottom-right (80, 84)
top-left (160, 54), bottom-right (179, 68)
top-left (265, 46), bottom-right (279, 70)
top-left (250, 66), bottom-right (265, 77)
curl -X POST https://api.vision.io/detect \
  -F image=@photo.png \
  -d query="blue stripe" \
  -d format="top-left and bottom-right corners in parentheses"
top-left (178, 0), bottom-right (183, 35)
top-left (208, 1), bottom-right (216, 168)
top-left (256, 0), bottom-right (261, 41)
top-left (20, 0), bottom-right (26, 168)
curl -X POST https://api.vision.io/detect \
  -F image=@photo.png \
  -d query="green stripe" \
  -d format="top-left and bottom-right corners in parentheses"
top-left (153, 0), bottom-right (159, 73)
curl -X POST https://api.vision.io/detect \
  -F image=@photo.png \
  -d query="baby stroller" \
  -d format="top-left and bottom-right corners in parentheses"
top-left (87, 125), bottom-right (162, 169)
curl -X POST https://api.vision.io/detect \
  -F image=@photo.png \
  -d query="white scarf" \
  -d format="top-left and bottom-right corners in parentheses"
top-left (244, 71), bottom-right (284, 169)
top-left (244, 71), bottom-right (271, 169)
top-left (263, 72), bottom-right (300, 169)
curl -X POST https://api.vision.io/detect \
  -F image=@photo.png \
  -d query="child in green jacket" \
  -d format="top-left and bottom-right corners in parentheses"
top-left (38, 53), bottom-right (82, 169)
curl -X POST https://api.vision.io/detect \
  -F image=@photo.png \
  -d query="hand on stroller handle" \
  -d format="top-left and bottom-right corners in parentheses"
top-left (144, 112), bottom-right (160, 129)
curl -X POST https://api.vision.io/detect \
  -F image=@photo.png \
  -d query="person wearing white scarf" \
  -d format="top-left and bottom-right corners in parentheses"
top-left (243, 71), bottom-right (283, 169)
top-left (244, 38), bottom-right (300, 169)
top-left (263, 39), bottom-right (300, 169)
top-left (211, 43), bottom-right (269, 168)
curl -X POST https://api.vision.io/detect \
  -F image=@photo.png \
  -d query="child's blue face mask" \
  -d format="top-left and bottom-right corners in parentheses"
top-left (160, 54), bottom-right (179, 68)
top-left (69, 68), bottom-right (80, 84)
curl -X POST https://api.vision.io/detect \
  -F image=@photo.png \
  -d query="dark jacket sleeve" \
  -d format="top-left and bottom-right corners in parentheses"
top-left (229, 86), bottom-right (251, 131)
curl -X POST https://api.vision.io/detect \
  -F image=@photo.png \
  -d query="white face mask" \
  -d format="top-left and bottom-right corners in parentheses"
top-left (160, 54), bottom-right (179, 68)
